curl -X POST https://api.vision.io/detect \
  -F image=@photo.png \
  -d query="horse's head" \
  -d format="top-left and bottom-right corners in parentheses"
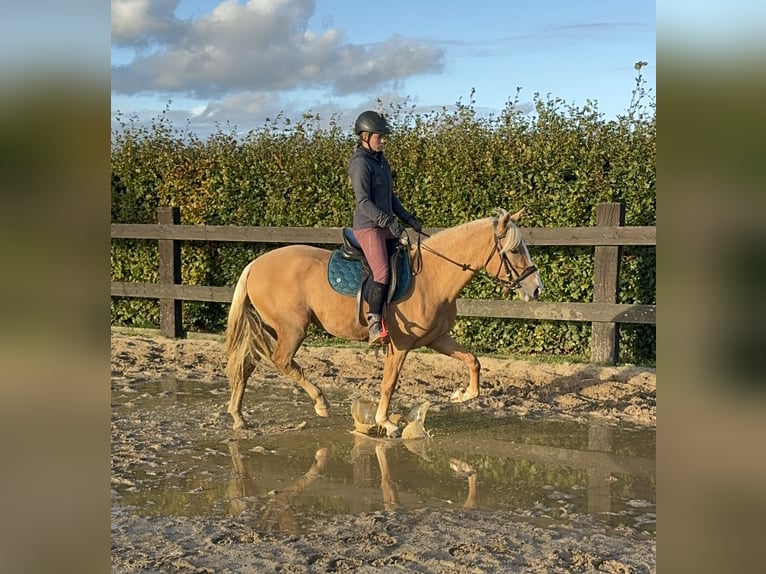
top-left (489, 208), bottom-right (543, 302)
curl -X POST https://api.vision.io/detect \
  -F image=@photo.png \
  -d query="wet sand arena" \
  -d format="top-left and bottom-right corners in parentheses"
top-left (111, 331), bottom-right (656, 573)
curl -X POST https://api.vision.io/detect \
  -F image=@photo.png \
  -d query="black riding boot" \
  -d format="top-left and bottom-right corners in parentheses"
top-left (366, 281), bottom-right (388, 345)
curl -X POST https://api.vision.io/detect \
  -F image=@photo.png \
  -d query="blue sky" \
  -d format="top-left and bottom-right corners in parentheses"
top-left (111, 0), bottom-right (656, 137)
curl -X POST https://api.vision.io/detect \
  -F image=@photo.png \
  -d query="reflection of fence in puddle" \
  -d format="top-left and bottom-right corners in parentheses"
top-left (588, 420), bottom-right (615, 515)
top-left (222, 418), bottom-right (654, 534)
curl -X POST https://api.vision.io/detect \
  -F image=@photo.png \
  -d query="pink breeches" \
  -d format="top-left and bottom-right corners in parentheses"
top-left (353, 227), bottom-right (396, 284)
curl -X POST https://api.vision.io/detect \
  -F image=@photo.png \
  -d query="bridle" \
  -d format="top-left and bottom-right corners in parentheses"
top-left (411, 218), bottom-right (537, 293)
top-left (488, 218), bottom-right (538, 293)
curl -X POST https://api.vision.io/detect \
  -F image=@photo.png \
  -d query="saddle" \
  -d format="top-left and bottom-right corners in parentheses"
top-left (327, 228), bottom-right (411, 322)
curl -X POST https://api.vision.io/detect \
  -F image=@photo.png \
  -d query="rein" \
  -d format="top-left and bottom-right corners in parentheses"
top-left (410, 219), bottom-right (536, 292)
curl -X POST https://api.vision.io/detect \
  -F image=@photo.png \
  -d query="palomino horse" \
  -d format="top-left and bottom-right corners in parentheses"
top-left (225, 208), bottom-right (543, 437)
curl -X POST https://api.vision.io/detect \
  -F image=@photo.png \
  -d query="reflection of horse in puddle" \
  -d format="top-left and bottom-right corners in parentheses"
top-left (350, 433), bottom-right (479, 511)
top-left (449, 458), bottom-right (478, 508)
top-left (351, 436), bottom-right (400, 510)
top-left (222, 416), bottom-right (645, 534)
top-left (226, 440), bottom-right (329, 535)
top-left (225, 432), bottom-right (482, 532)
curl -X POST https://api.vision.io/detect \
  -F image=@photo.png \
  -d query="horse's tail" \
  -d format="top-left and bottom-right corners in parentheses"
top-left (225, 261), bottom-right (276, 388)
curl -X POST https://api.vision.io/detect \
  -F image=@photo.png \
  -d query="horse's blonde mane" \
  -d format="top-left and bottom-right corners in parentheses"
top-left (495, 208), bottom-right (522, 253)
top-left (424, 209), bottom-right (522, 253)
top-left (423, 217), bottom-right (486, 250)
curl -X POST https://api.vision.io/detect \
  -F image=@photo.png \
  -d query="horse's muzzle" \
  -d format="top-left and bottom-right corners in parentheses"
top-left (518, 284), bottom-right (542, 302)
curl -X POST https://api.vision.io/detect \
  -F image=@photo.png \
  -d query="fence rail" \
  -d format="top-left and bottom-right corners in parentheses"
top-left (110, 203), bottom-right (655, 364)
top-left (110, 223), bottom-right (656, 246)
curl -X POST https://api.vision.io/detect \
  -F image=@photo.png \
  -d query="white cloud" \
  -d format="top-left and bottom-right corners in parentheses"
top-left (111, 0), bottom-right (181, 45)
top-left (111, 0), bottom-right (444, 98)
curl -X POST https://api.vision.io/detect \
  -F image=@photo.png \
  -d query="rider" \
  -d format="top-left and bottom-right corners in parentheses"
top-left (349, 110), bottom-right (422, 345)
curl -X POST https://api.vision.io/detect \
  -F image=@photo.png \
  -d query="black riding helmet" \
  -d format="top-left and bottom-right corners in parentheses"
top-left (354, 110), bottom-right (391, 136)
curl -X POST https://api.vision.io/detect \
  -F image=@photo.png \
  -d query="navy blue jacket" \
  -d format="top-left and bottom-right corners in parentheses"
top-left (349, 146), bottom-right (413, 229)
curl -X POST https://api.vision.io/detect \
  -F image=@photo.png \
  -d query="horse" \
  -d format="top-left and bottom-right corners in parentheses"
top-left (225, 208), bottom-right (543, 437)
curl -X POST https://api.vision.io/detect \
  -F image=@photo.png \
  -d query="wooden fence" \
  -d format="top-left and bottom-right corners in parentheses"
top-left (110, 202), bottom-right (655, 364)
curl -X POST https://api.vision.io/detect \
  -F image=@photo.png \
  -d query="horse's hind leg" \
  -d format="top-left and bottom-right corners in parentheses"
top-left (228, 358), bottom-right (257, 430)
top-left (427, 334), bottom-right (482, 403)
top-left (271, 327), bottom-right (330, 417)
top-left (284, 358), bottom-right (331, 417)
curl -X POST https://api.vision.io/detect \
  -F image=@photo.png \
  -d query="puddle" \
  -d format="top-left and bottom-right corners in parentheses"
top-left (112, 379), bottom-right (655, 535)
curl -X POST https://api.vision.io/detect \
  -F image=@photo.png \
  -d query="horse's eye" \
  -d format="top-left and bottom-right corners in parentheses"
top-left (509, 248), bottom-right (519, 255)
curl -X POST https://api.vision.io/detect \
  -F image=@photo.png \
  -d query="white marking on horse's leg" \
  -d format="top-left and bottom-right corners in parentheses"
top-left (449, 388), bottom-right (479, 403)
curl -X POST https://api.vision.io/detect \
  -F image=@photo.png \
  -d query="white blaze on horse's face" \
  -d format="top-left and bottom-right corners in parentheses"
top-left (514, 241), bottom-right (543, 302)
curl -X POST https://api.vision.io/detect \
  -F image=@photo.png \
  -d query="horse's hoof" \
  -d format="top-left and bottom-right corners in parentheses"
top-left (449, 457), bottom-right (477, 478)
top-left (231, 417), bottom-right (249, 431)
top-left (385, 424), bottom-right (402, 439)
top-left (449, 388), bottom-right (478, 403)
top-left (314, 398), bottom-right (330, 418)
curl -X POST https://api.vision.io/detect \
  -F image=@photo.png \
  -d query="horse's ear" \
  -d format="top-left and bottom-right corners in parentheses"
top-left (510, 208), bottom-right (525, 223)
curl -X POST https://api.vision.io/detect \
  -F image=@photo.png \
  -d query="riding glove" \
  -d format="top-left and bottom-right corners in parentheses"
top-left (387, 219), bottom-right (405, 238)
top-left (405, 216), bottom-right (422, 233)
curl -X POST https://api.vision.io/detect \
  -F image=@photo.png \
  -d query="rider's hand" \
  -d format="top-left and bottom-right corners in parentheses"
top-left (387, 219), bottom-right (405, 238)
top-left (406, 216), bottom-right (422, 233)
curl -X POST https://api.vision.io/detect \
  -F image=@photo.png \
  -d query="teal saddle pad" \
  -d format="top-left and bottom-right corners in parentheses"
top-left (327, 249), bottom-right (411, 301)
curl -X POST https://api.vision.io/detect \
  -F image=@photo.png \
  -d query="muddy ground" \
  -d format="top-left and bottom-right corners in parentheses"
top-left (111, 329), bottom-right (656, 573)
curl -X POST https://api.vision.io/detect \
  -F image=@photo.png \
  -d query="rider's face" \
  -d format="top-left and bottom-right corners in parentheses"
top-left (364, 132), bottom-right (386, 152)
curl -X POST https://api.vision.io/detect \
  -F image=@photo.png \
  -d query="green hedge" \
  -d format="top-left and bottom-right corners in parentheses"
top-left (111, 76), bottom-right (655, 364)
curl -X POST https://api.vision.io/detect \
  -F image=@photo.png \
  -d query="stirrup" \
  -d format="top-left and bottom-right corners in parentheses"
top-left (368, 318), bottom-right (389, 346)
top-left (368, 320), bottom-right (383, 346)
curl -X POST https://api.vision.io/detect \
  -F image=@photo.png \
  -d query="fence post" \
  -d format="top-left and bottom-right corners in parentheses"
top-left (157, 207), bottom-right (183, 338)
top-left (590, 202), bottom-right (625, 364)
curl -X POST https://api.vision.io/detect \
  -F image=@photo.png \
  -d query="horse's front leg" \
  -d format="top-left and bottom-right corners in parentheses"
top-left (375, 347), bottom-right (410, 438)
top-left (427, 334), bottom-right (481, 403)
